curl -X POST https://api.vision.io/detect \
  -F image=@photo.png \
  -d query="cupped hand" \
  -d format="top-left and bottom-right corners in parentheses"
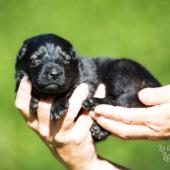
top-left (90, 85), bottom-right (170, 140)
top-left (15, 76), bottom-right (118, 170)
top-left (15, 76), bottom-right (96, 170)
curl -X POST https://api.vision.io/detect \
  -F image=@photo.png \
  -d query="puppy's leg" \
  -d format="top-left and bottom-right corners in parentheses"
top-left (81, 84), bottom-right (112, 141)
top-left (30, 96), bottom-right (39, 114)
top-left (90, 122), bottom-right (110, 141)
top-left (82, 97), bottom-right (116, 111)
top-left (82, 98), bottom-right (103, 111)
top-left (82, 97), bottom-right (112, 141)
top-left (50, 98), bottom-right (69, 120)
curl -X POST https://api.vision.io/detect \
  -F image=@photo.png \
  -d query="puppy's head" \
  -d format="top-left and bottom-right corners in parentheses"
top-left (16, 34), bottom-right (78, 95)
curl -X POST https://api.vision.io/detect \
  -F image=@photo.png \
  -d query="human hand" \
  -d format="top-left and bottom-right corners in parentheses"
top-left (90, 85), bottom-right (170, 140)
top-left (15, 76), bottom-right (120, 170)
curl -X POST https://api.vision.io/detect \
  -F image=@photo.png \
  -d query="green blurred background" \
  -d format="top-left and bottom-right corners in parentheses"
top-left (0, 0), bottom-right (170, 169)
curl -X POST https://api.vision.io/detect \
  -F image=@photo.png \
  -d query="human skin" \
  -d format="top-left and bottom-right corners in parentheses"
top-left (15, 76), bottom-right (122, 170)
top-left (90, 85), bottom-right (170, 140)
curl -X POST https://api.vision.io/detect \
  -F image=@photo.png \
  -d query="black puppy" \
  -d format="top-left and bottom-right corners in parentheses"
top-left (15, 34), bottom-right (161, 141)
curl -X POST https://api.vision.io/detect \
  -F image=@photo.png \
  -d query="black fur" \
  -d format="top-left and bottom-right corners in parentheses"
top-left (15, 33), bottom-right (161, 141)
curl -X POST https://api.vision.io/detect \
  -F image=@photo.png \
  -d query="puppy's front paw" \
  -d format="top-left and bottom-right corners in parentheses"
top-left (82, 98), bottom-right (95, 111)
top-left (50, 109), bottom-right (65, 120)
top-left (30, 96), bottom-right (39, 114)
top-left (50, 101), bottom-right (68, 120)
top-left (82, 98), bottom-right (105, 111)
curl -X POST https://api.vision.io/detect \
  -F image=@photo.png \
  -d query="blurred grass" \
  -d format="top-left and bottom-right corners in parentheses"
top-left (0, 0), bottom-right (170, 169)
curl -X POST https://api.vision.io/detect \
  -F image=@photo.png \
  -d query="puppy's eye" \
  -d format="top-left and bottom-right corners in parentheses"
top-left (64, 55), bottom-right (71, 61)
top-left (63, 55), bottom-right (72, 64)
top-left (58, 49), bottom-right (72, 64)
top-left (29, 58), bottom-right (41, 67)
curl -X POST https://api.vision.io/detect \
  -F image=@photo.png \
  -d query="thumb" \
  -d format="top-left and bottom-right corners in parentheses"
top-left (138, 85), bottom-right (170, 106)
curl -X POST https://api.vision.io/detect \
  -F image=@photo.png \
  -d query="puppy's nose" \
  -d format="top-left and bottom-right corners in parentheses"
top-left (48, 70), bottom-right (61, 79)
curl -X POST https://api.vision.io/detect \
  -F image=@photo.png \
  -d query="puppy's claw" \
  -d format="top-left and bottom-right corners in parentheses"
top-left (30, 103), bottom-right (38, 114)
top-left (30, 107), bottom-right (37, 114)
top-left (50, 113), bottom-right (60, 120)
top-left (50, 110), bottom-right (65, 120)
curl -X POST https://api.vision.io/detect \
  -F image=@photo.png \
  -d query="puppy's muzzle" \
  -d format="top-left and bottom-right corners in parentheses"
top-left (47, 69), bottom-right (62, 80)
top-left (44, 62), bottom-right (63, 81)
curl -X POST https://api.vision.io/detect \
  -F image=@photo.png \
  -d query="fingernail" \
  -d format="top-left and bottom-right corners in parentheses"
top-left (89, 111), bottom-right (101, 119)
top-left (89, 111), bottom-right (95, 117)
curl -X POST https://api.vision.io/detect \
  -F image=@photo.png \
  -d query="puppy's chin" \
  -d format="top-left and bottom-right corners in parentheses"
top-left (34, 83), bottom-right (64, 95)
top-left (44, 83), bottom-right (59, 92)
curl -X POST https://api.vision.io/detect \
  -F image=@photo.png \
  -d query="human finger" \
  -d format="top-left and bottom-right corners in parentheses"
top-left (94, 84), bottom-right (106, 98)
top-left (139, 85), bottom-right (170, 106)
top-left (15, 76), bottom-right (33, 121)
top-left (93, 103), bottom-right (170, 125)
top-left (92, 115), bottom-right (160, 140)
top-left (54, 114), bottom-right (93, 144)
top-left (61, 83), bottom-right (89, 130)
top-left (37, 99), bottom-right (53, 138)
top-left (92, 104), bottom-right (149, 125)
top-left (69, 114), bottom-right (93, 144)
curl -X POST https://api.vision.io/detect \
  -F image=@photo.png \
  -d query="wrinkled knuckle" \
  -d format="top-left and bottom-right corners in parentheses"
top-left (39, 130), bottom-right (48, 138)
top-left (54, 134), bottom-right (61, 142)
top-left (71, 137), bottom-right (82, 144)
top-left (122, 116), bottom-right (133, 124)
top-left (120, 134), bottom-right (129, 140)
top-left (54, 134), bottom-right (65, 143)
top-left (65, 117), bottom-right (73, 124)
top-left (26, 121), bottom-right (34, 129)
top-left (119, 130), bottom-right (130, 140)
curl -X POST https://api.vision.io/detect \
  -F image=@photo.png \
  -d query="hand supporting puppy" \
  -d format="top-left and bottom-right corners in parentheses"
top-left (15, 76), bottom-right (123, 170)
top-left (91, 85), bottom-right (170, 140)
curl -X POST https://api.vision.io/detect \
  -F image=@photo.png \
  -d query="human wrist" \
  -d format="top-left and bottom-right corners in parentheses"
top-left (68, 155), bottom-right (121, 170)
top-left (93, 156), bottom-right (122, 170)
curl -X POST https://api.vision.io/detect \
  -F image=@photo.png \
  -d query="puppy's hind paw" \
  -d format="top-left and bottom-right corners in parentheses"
top-left (90, 122), bottom-right (110, 142)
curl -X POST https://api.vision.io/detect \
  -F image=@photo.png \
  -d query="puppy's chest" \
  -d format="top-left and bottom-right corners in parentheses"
top-left (77, 57), bottom-right (99, 85)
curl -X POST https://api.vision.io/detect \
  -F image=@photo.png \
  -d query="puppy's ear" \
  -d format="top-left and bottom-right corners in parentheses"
top-left (16, 42), bottom-right (28, 63)
top-left (70, 48), bottom-right (77, 59)
top-left (15, 42), bottom-right (28, 92)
